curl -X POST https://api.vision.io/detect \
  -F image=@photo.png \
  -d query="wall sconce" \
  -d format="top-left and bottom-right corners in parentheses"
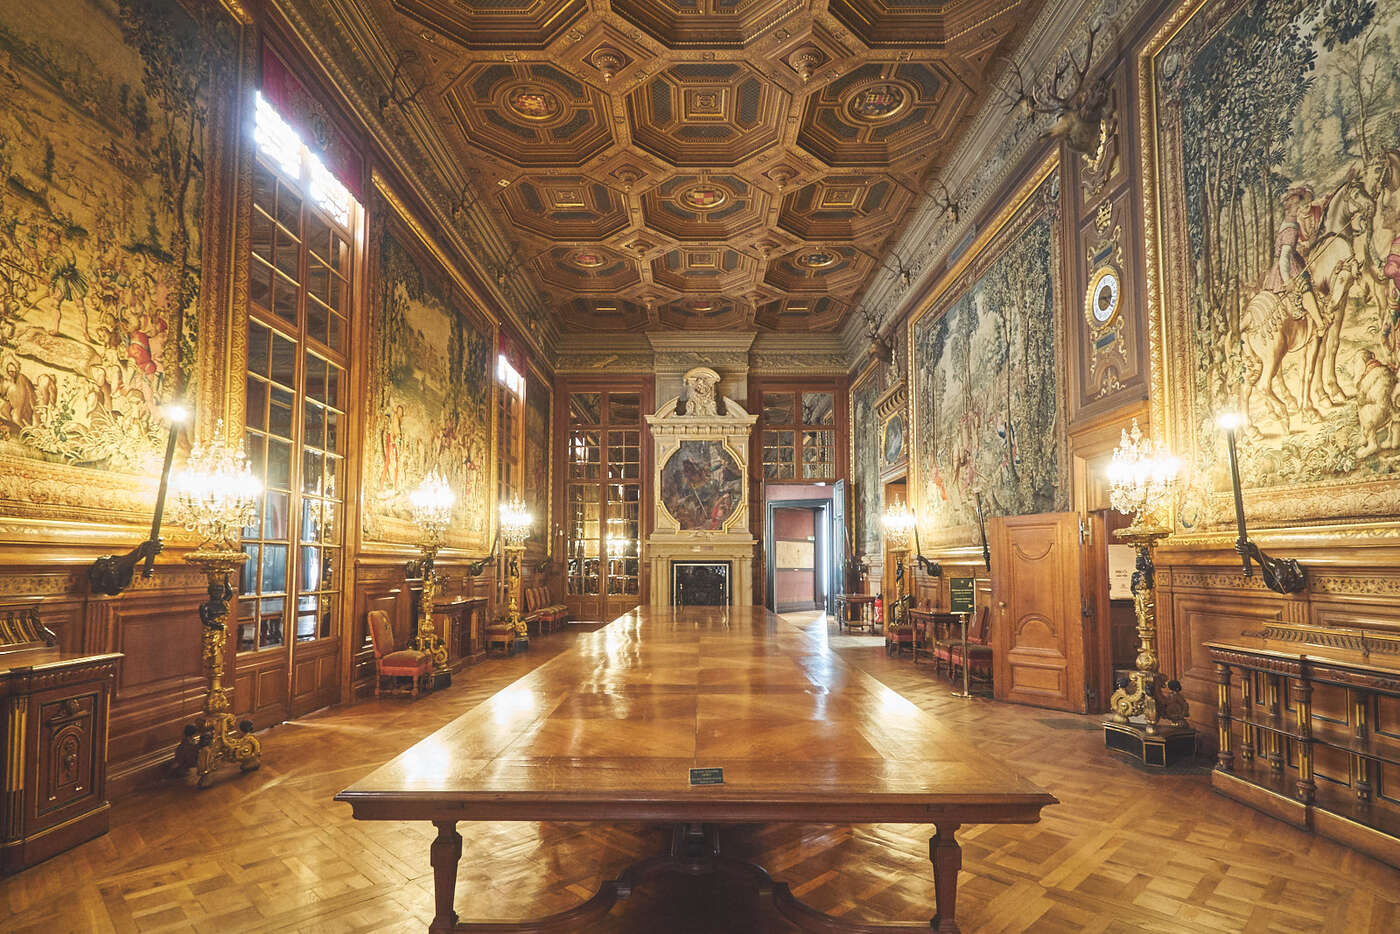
top-left (1217, 413), bottom-right (1305, 594)
top-left (974, 491), bottom-right (991, 571)
top-left (1103, 419), bottom-right (1192, 762)
top-left (89, 403), bottom-right (189, 595)
top-left (169, 419), bottom-right (263, 787)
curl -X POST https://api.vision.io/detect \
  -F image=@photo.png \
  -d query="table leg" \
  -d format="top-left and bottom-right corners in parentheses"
top-left (430, 820), bottom-right (462, 933)
top-left (929, 822), bottom-right (962, 933)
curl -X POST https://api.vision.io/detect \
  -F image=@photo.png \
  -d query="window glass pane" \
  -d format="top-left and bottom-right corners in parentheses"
top-left (608, 392), bottom-right (640, 425)
top-left (569, 431), bottom-right (600, 480)
top-left (802, 429), bottom-right (835, 479)
top-left (570, 392), bottom-right (601, 425)
top-left (270, 333), bottom-right (296, 386)
top-left (763, 392), bottom-right (794, 425)
top-left (248, 321), bottom-right (270, 376)
top-left (801, 392), bottom-right (835, 426)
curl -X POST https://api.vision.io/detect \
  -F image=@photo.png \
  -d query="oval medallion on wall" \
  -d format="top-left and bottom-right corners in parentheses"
top-left (679, 183), bottom-right (729, 211)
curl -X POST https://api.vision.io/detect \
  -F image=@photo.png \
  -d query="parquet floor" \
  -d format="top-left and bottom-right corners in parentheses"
top-left (4, 613), bottom-right (1398, 933)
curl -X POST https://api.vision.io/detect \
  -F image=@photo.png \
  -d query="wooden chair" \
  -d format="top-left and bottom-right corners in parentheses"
top-left (885, 594), bottom-right (916, 657)
top-left (910, 609), bottom-right (955, 665)
top-left (937, 605), bottom-right (993, 690)
top-left (485, 617), bottom-right (517, 655)
top-left (367, 609), bottom-right (430, 699)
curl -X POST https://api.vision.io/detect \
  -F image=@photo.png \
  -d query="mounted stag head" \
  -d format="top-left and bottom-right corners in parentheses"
top-left (883, 252), bottom-right (915, 288)
top-left (447, 168), bottom-right (485, 222)
top-left (929, 181), bottom-right (961, 224)
top-left (378, 49), bottom-right (428, 117)
top-left (1000, 22), bottom-right (1112, 155)
top-left (858, 304), bottom-right (894, 368)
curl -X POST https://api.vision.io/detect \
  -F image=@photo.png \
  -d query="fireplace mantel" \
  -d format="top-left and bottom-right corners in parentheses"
top-left (645, 367), bottom-right (757, 607)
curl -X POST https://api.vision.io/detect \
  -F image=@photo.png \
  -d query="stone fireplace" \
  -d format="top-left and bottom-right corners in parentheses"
top-left (645, 366), bottom-right (757, 607)
top-left (672, 561), bottom-right (730, 606)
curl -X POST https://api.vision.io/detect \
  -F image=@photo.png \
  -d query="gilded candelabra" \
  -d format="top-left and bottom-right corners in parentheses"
top-left (880, 504), bottom-right (913, 645)
top-left (409, 471), bottom-right (454, 684)
top-left (1104, 420), bottom-right (1191, 742)
top-left (500, 499), bottom-right (533, 643)
top-left (170, 420), bottom-right (263, 788)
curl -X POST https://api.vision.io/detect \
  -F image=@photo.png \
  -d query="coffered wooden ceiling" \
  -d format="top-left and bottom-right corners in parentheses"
top-left (366, 0), bottom-right (1042, 332)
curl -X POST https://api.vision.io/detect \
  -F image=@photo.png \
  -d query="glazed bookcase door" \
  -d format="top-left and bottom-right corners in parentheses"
top-left (565, 389), bottom-right (644, 621)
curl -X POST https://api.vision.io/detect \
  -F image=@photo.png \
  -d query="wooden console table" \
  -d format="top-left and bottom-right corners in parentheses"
top-left (1206, 625), bottom-right (1400, 869)
top-left (0, 608), bottom-right (121, 873)
top-left (436, 596), bottom-right (488, 668)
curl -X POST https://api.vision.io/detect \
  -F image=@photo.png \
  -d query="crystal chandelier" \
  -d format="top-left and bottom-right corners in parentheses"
top-left (1105, 419), bottom-right (1180, 530)
top-left (409, 470), bottom-right (455, 548)
top-left (500, 499), bottom-right (533, 549)
top-left (880, 502), bottom-right (916, 551)
top-left (172, 419), bottom-right (261, 549)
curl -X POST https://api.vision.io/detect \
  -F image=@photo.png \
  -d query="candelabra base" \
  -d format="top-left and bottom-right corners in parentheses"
top-left (1104, 720), bottom-right (1197, 768)
top-left (172, 712), bottom-right (262, 788)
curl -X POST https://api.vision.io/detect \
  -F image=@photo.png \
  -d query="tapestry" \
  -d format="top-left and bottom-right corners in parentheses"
top-left (850, 369), bottom-right (882, 557)
top-left (1146, 0), bottom-right (1400, 525)
top-left (910, 166), bottom-right (1066, 547)
top-left (659, 440), bottom-right (743, 531)
top-left (524, 366), bottom-right (550, 548)
top-left (363, 214), bottom-right (493, 548)
top-left (0, 0), bottom-right (223, 475)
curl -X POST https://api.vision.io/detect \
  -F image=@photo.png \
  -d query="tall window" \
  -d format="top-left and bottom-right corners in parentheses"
top-left (566, 391), bottom-right (641, 605)
top-left (239, 94), bottom-right (357, 654)
top-left (497, 354), bottom-right (524, 603)
top-left (761, 391), bottom-right (836, 480)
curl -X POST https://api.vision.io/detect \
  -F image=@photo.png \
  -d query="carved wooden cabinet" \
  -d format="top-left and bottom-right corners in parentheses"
top-left (1, 623), bottom-right (121, 874)
top-left (1206, 624), bottom-right (1400, 870)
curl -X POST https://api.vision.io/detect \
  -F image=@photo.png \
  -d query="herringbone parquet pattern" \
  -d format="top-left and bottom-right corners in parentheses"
top-left (3, 614), bottom-right (1397, 933)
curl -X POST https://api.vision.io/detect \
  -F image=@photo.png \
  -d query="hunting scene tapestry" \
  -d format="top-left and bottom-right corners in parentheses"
top-left (850, 369), bottom-right (882, 558)
top-left (363, 214), bottom-right (493, 549)
top-left (1147, 0), bottom-right (1400, 526)
top-left (0, 0), bottom-right (227, 514)
top-left (524, 366), bottom-right (550, 548)
top-left (910, 166), bottom-right (1067, 548)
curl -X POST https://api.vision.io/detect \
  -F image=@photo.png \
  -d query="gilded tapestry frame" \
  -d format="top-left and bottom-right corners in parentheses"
top-left (906, 153), bottom-right (1067, 551)
top-left (1138, 0), bottom-right (1400, 542)
top-left (0, 0), bottom-right (252, 545)
top-left (362, 172), bottom-right (498, 555)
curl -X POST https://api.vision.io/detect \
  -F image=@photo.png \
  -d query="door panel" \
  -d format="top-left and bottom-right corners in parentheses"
top-left (830, 480), bottom-right (847, 615)
top-left (990, 512), bottom-right (1088, 712)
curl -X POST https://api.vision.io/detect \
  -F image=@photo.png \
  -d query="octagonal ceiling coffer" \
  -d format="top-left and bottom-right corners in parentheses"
top-left (626, 63), bottom-right (789, 167)
top-left (612, 0), bottom-right (804, 48)
top-left (445, 62), bottom-right (614, 167)
top-left (392, 0), bottom-right (587, 49)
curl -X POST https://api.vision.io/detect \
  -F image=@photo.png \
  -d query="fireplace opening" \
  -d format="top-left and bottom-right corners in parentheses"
top-left (672, 562), bottom-right (730, 607)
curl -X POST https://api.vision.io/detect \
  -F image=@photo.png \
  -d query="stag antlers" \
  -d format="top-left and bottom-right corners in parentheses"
top-left (999, 22), bottom-right (1112, 155)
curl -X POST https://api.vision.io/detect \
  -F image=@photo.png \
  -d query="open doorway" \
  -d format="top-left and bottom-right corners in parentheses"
top-left (764, 499), bottom-right (831, 613)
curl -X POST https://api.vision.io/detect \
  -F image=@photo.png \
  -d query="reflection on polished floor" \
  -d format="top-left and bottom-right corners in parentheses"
top-left (3, 613), bottom-right (1399, 933)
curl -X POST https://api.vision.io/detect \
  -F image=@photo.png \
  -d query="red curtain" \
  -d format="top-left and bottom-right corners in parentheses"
top-left (260, 44), bottom-right (364, 201)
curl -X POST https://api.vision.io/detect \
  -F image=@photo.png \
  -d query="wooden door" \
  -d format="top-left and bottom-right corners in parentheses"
top-left (989, 512), bottom-right (1090, 712)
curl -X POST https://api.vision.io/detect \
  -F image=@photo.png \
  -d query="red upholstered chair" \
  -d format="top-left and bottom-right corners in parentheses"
top-left (942, 605), bottom-right (993, 690)
top-left (367, 609), bottom-right (430, 699)
top-left (885, 594), bottom-right (916, 657)
top-left (485, 616), bottom-right (517, 655)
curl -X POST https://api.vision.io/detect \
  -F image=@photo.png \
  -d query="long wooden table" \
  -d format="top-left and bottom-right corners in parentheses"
top-left (336, 605), bottom-right (1056, 932)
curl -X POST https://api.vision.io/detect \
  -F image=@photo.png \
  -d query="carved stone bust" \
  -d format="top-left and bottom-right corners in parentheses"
top-left (681, 366), bottom-right (721, 417)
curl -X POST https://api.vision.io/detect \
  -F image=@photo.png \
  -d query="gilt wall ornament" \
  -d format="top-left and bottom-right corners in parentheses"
top-left (681, 367), bottom-right (721, 417)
